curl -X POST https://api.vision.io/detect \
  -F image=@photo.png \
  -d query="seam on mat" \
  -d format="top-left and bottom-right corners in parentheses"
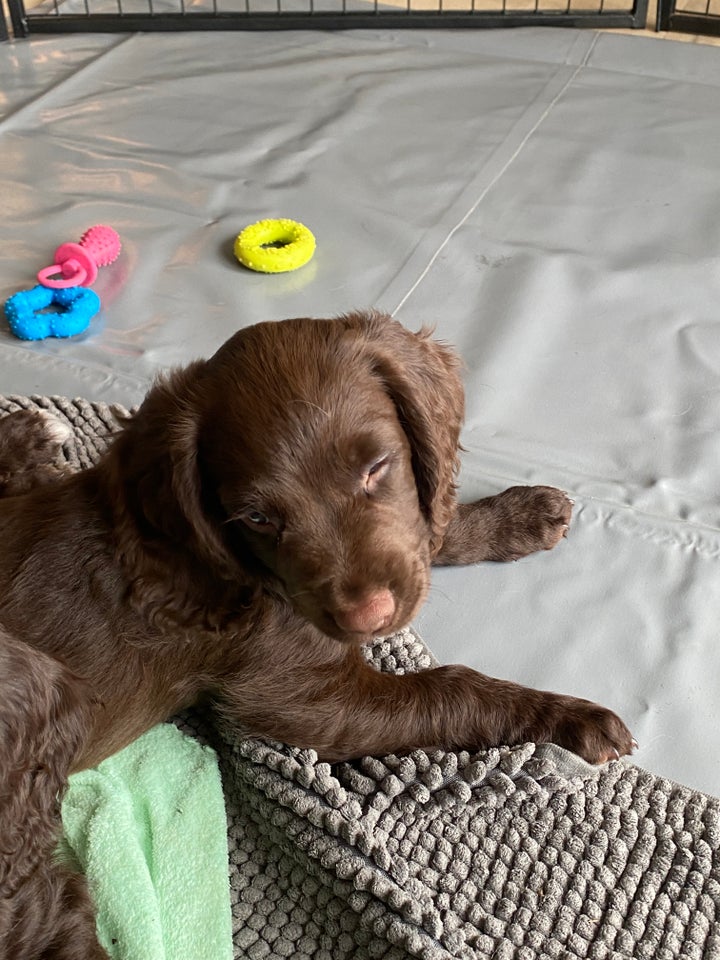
top-left (389, 33), bottom-right (600, 319)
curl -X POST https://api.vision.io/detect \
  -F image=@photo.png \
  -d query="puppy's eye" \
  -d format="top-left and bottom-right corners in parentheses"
top-left (239, 510), bottom-right (276, 533)
top-left (364, 455), bottom-right (390, 493)
top-left (368, 457), bottom-right (389, 478)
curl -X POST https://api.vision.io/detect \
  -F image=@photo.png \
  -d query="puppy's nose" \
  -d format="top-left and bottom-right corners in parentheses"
top-left (333, 588), bottom-right (396, 635)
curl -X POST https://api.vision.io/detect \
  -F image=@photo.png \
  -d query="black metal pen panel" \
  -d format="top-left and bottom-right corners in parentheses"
top-left (6, 0), bottom-right (649, 38)
top-left (657, 0), bottom-right (720, 34)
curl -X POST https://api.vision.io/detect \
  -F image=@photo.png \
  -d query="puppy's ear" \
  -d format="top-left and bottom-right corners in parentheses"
top-left (346, 311), bottom-right (464, 556)
top-left (165, 397), bottom-right (238, 576)
top-left (110, 363), bottom-right (238, 579)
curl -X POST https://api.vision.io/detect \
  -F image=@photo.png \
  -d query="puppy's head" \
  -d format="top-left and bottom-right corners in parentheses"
top-left (117, 312), bottom-right (464, 641)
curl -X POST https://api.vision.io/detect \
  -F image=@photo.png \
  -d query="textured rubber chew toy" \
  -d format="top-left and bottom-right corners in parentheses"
top-left (5, 285), bottom-right (101, 341)
top-left (234, 219), bottom-right (315, 274)
top-left (37, 225), bottom-right (121, 289)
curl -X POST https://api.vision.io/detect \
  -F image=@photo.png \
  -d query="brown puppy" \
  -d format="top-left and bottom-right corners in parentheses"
top-left (0, 312), bottom-right (633, 955)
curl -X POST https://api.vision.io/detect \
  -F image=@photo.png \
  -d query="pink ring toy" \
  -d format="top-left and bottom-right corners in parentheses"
top-left (37, 225), bottom-right (121, 289)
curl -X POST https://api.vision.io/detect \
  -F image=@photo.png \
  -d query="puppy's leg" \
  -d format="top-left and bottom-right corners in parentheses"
top-left (0, 632), bottom-right (106, 958)
top-left (0, 410), bottom-right (72, 497)
top-left (435, 486), bottom-right (573, 564)
top-left (0, 868), bottom-right (107, 960)
top-left (217, 635), bottom-right (634, 766)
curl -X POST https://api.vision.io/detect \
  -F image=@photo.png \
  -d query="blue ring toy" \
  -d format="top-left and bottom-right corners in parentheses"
top-left (4, 284), bottom-right (101, 341)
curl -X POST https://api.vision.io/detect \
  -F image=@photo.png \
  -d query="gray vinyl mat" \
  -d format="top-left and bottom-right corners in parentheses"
top-left (2, 27), bottom-right (720, 800)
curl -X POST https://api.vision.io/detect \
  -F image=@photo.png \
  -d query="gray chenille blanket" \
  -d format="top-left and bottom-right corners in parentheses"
top-left (3, 394), bottom-right (719, 960)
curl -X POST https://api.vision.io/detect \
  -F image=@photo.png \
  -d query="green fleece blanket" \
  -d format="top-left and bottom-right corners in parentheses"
top-left (60, 723), bottom-right (232, 960)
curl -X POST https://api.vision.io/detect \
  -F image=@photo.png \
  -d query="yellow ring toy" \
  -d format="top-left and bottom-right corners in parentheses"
top-left (234, 219), bottom-right (316, 274)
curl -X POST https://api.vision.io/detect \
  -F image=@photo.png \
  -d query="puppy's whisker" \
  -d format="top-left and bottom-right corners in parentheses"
top-left (427, 584), bottom-right (453, 603)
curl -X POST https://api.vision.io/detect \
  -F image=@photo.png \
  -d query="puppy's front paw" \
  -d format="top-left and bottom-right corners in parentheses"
top-left (0, 410), bottom-right (72, 496)
top-left (546, 695), bottom-right (636, 765)
top-left (486, 485), bottom-right (572, 561)
top-left (435, 486), bottom-right (573, 566)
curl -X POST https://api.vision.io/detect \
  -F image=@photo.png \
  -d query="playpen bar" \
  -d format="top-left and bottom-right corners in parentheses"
top-left (4, 0), bottom-right (651, 33)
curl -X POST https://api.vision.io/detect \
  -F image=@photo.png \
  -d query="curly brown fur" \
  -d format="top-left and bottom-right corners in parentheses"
top-left (0, 410), bottom-right (70, 498)
top-left (0, 634), bottom-right (105, 959)
top-left (0, 311), bottom-right (633, 957)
